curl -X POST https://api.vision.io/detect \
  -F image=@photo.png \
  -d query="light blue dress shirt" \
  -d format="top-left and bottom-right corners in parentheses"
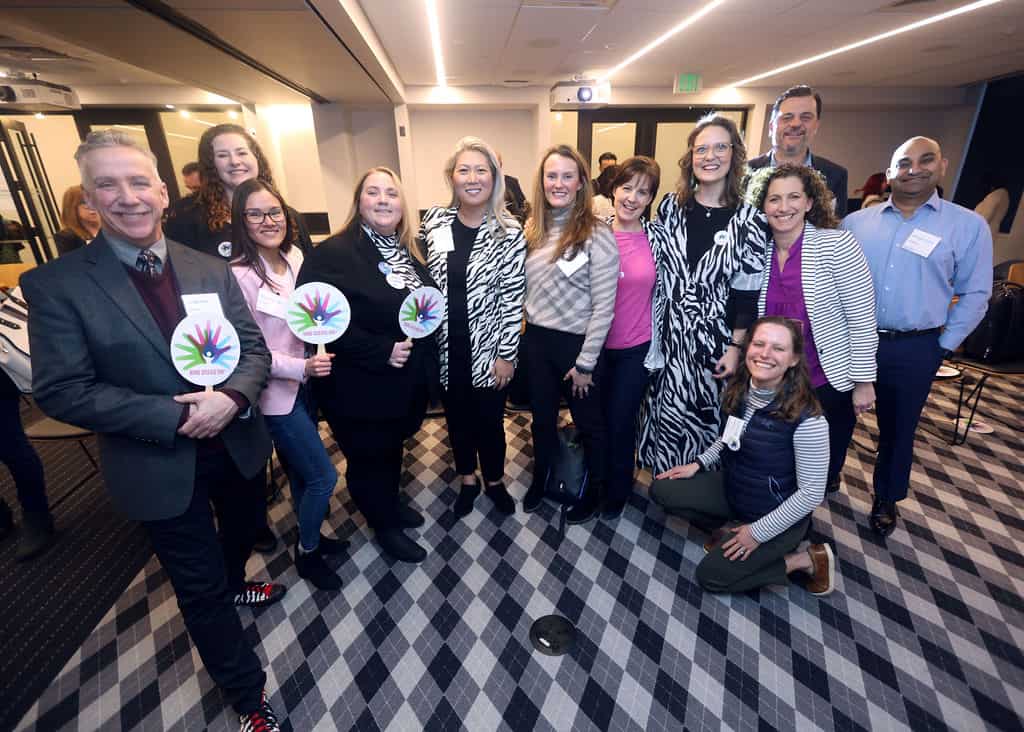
top-left (106, 233), bottom-right (169, 274)
top-left (842, 191), bottom-right (992, 350)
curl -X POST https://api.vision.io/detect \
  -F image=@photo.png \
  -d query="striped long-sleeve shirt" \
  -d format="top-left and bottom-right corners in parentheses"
top-left (524, 208), bottom-right (619, 371)
top-left (696, 385), bottom-right (829, 543)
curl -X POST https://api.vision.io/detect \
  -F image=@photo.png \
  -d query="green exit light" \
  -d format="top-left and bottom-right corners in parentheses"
top-left (675, 73), bottom-right (701, 94)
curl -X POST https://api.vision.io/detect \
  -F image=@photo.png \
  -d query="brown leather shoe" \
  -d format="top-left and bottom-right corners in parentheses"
top-left (806, 544), bottom-right (835, 596)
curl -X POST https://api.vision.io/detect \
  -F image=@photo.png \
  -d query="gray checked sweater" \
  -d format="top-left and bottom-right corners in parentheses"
top-left (524, 208), bottom-right (619, 371)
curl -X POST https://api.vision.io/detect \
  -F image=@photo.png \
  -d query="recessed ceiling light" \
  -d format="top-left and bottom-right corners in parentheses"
top-left (228, 110), bottom-right (238, 120)
top-left (599, 0), bottom-right (729, 82)
top-left (425, 0), bottom-right (447, 88)
top-left (164, 104), bottom-right (174, 109)
top-left (734, 0), bottom-right (1004, 86)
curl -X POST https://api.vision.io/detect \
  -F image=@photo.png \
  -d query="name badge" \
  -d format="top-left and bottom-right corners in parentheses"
top-left (722, 415), bottom-right (746, 451)
top-left (386, 272), bottom-right (406, 289)
top-left (431, 225), bottom-right (455, 253)
top-left (557, 251), bottom-right (589, 278)
top-left (217, 241), bottom-right (233, 258)
top-left (255, 288), bottom-right (288, 319)
top-left (901, 228), bottom-right (941, 258)
top-left (181, 293), bottom-right (224, 318)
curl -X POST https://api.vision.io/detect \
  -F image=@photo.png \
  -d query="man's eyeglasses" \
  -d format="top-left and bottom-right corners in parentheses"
top-left (243, 207), bottom-right (286, 225)
top-left (693, 142), bottom-right (733, 158)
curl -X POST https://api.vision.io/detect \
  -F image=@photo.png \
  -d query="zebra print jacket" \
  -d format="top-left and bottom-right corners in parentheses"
top-left (757, 222), bottom-right (878, 391)
top-left (420, 206), bottom-right (527, 389)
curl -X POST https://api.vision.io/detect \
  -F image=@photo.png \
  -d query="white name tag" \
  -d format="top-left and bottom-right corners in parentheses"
top-left (181, 293), bottom-right (224, 317)
top-left (901, 228), bottom-right (941, 258)
top-left (557, 251), bottom-right (589, 278)
top-left (431, 225), bottom-right (455, 253)
top-left (255, 288), bottom-right (288, 319)
top-left (722, 415), bottom-right (746, 451)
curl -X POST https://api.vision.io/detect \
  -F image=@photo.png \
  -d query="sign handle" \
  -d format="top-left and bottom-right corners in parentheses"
top-left (205, 384), bottom-right (213, 393)
top-left (316, 342), bottom-right (326, 356)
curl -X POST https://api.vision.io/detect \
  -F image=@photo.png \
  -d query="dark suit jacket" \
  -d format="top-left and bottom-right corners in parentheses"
top-left (22, 233), bottom-right (272, 521)
top-left (297, 226), bottom-right (438, 422)
top-left (748, 151), bottom-right (849, 218)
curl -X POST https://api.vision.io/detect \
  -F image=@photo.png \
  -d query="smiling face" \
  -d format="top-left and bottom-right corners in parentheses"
top-left (763, 175), bottom-right (812, 240)
top-left (887, 137), bottom-right (947, 201)
top-left (771, 95), bottom-right (819, 158)
top-left (81, 146), bottom-right (168, 249)
top-left (613, 173), bottom-right (653, 227)
top-left (452, 150), bottom-right (494, 211)
top-left (212, 133), bottom-right (258, 196)
top-left (243, 189), bottom-right (287, 252)
top-left (542, 153), bottom-right (584, 210)
top-left (359, 171), bottom-right (403, 235)
top-left (745, 322), bottom-right (801, 391)
top-left (691, 125), bottom-right (733, 186)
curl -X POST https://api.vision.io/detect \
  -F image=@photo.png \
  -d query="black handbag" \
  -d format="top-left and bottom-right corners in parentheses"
top-left (544, 424), bottom-right (588, 542)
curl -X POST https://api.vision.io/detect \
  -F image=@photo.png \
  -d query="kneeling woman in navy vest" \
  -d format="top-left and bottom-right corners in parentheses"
top-left (650, 316), bottom-right (836, 595)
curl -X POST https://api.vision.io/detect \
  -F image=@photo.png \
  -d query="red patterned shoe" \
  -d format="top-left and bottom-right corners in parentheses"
top-left (239, 690), bottom-right (280, 732)
top-left (233, 582), bottom-right (286, 608)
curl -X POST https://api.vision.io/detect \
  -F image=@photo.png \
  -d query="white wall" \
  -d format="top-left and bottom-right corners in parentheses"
top-left (250, 104), bottom-right (328, 216)
top-left (407, 108), bottom-right (536, 212)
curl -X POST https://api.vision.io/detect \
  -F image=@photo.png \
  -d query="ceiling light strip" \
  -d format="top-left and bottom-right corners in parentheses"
top-left (598, 0), bottom-right (729, 83)
top-left (733, 0), bottom-right (1005, 86)
top-left (426, 0), bottom-right (447, 88)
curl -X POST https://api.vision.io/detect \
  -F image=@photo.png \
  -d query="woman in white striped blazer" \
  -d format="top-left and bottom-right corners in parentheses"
top-left (420, 137), bottom-right (527, 519)
top-left (749, 164), bottom-right (878, 495)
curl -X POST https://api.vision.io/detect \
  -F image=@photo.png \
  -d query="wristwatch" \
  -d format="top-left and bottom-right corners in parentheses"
top-left (574, 364), bottom-right (593, 375)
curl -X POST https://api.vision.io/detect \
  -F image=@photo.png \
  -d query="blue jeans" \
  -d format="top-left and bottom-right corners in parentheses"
top-left (265, 388), bottom-right (338, 551)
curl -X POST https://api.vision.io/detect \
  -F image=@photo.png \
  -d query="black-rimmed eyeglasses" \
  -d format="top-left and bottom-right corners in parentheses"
top-left (243, 207), bottom-right (286, 225)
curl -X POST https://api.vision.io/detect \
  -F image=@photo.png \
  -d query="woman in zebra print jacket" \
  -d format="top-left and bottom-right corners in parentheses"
top-left (638, 113), bottom-right (769, 475)
top-left (420, 137), bottom-right (527, 519)
top-left (748, 164), bottom-right (877, 495)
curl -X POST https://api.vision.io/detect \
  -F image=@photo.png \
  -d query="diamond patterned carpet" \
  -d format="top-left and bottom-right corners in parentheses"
top-left (13, 373), bottom-right (1024, 732)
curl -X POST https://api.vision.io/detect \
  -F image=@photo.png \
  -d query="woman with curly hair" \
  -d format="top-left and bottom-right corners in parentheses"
top-left (747, 163), bottom-right (877, 495)
top-left (165, 123), bottom-right (312, 260)
top-left (637, 113), bottom-right (769, 475)
top-left (650, 316), bottom-right (835, 596)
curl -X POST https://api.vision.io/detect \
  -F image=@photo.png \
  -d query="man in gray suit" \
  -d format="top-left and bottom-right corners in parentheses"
top-left (23, 130), bottom-right (284, 731)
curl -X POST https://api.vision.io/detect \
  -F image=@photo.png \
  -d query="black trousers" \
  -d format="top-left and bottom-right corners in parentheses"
top-left (814, 382), bottom-right (856, 488)
top-left (524, 323), bottom-right (607, 486)
top-left (327, 392), bottom-right (426, 531)
top-left (141, 451), bottom-right (267, 715)
top-left (0, 387), bottom-right (48, 514)
top-left (442, 331), bottom-right (508, 482)
top-left (874, 332), bottom-right (944, 502)
top-left (601, 342), bottom-right (651, 503)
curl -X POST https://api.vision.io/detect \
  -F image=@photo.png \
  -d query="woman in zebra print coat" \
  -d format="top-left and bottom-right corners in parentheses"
top-left (638, 113), bottom-right (769, 474)
top-left (749, 164), bottom-right (877, 494)
top-left (420, 137), bottom-right (527, 519)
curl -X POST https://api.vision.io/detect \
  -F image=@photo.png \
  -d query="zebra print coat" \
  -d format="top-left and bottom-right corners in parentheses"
top-left (638, 193), bottom-right (769, 473)
top-left (757, 222), bottom-right (877, 392)
top-left (420, 206), bottom-right (527, 389)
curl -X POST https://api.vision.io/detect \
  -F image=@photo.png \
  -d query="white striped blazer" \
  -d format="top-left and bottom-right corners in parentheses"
top-left (757, 222), bottom-right (878, 392)
top-left (420, 206), bottom-right (527, 389)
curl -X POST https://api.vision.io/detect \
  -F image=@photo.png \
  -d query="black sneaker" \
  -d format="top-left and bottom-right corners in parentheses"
top-left (233, 582), bottom-right (286, 608)
top-left (294, 543), bottom-right (342, 591)
top-left (485, 482), bottom-right (516, 515)
top-left (453, 479), bottom-right (481, 518)
top-left (239, 690), bottom-right (280, 732)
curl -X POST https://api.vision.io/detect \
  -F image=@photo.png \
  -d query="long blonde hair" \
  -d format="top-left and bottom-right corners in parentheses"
top-left (525, 145), bottom-right (598, 262)
top-left (59, 185), bottom-right (94, 241)
top-left (444, 136), bottom-right (515, 239)
top-left (341, 167), bottom-right (422, 263)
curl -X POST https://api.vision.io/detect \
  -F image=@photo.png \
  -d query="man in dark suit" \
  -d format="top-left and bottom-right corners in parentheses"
top-left (749, 85), bottom-right (849, 217)
top-left (23, 130), bottom-right (284, 732)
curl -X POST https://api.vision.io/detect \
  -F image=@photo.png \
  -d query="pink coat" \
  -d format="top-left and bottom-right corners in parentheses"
top-left (231, 247), bottom-right (307, 416)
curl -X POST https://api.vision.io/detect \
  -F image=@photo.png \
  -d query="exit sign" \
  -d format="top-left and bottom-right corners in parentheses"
top-left (674, 73), bottom-right (701, 94)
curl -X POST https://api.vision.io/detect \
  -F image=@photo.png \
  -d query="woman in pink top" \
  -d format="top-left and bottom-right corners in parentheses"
top-left (229, 179), bottom-right (346, 591)
top-left (601, 157), bottom-right (671, 518)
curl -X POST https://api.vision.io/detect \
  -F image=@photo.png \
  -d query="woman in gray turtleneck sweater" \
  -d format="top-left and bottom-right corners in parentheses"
top-left (521, 145), bottom-right (619, 524)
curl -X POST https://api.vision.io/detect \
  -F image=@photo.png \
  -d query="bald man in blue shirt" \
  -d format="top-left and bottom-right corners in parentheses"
top-left (843, 137), bottom-right (991, 537)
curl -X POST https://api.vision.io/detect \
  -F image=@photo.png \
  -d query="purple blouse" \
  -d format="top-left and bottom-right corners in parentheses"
top-left (763, 234), bottom-right (828, 388)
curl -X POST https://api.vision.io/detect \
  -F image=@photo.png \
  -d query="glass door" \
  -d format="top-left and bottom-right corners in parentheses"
top-left (0, 120), bottom-right (59, 264)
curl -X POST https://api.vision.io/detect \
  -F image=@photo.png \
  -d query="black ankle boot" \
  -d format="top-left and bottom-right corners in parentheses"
top-left (523, 471), bottom-right (547, 514)
top-left (17, 510), bottom-right (55, 561)
top-left (485, 482), bottom-right (515, 515)
top-left (294, 542), bottom-right (343, 591)
top-left (566, 483), bottom-right (600, 525)
top-left (454, 478), bottom-right (481, 518)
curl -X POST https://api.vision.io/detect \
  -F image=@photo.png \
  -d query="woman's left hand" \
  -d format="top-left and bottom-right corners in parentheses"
top-left (492, 358), bottom-right (514, 389)
top-left (852, 382), bottom-right (875, 416)
top-left (564, 367), bottom-right (594, 398)
top-left (713, 345), bottom-right (740, 380)
top-left (721, 524), bottom-right (759, 562)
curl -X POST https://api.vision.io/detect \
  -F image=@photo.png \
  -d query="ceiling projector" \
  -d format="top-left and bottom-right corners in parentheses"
top-left (549, 79), bottom-right (611, 110)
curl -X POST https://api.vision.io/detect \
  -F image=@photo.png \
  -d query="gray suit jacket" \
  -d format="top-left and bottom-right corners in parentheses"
top-left (22, 233), bottom-right (272, 521)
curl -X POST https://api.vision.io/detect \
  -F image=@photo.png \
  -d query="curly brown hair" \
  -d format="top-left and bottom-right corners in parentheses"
top-left (721, 316), bottom-right (822, 422)
top-left (525, 145), bottom-right (601, 262)
top-left (196, 124), bottom-right (275, 233)
top-left (746, 164), bottom-right (838, 229)
top-left (676, 113), bottom-right (748, 209)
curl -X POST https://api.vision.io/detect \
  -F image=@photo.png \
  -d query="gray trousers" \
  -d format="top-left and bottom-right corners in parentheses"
top-left (650, 472), bottom-right (809, 593)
